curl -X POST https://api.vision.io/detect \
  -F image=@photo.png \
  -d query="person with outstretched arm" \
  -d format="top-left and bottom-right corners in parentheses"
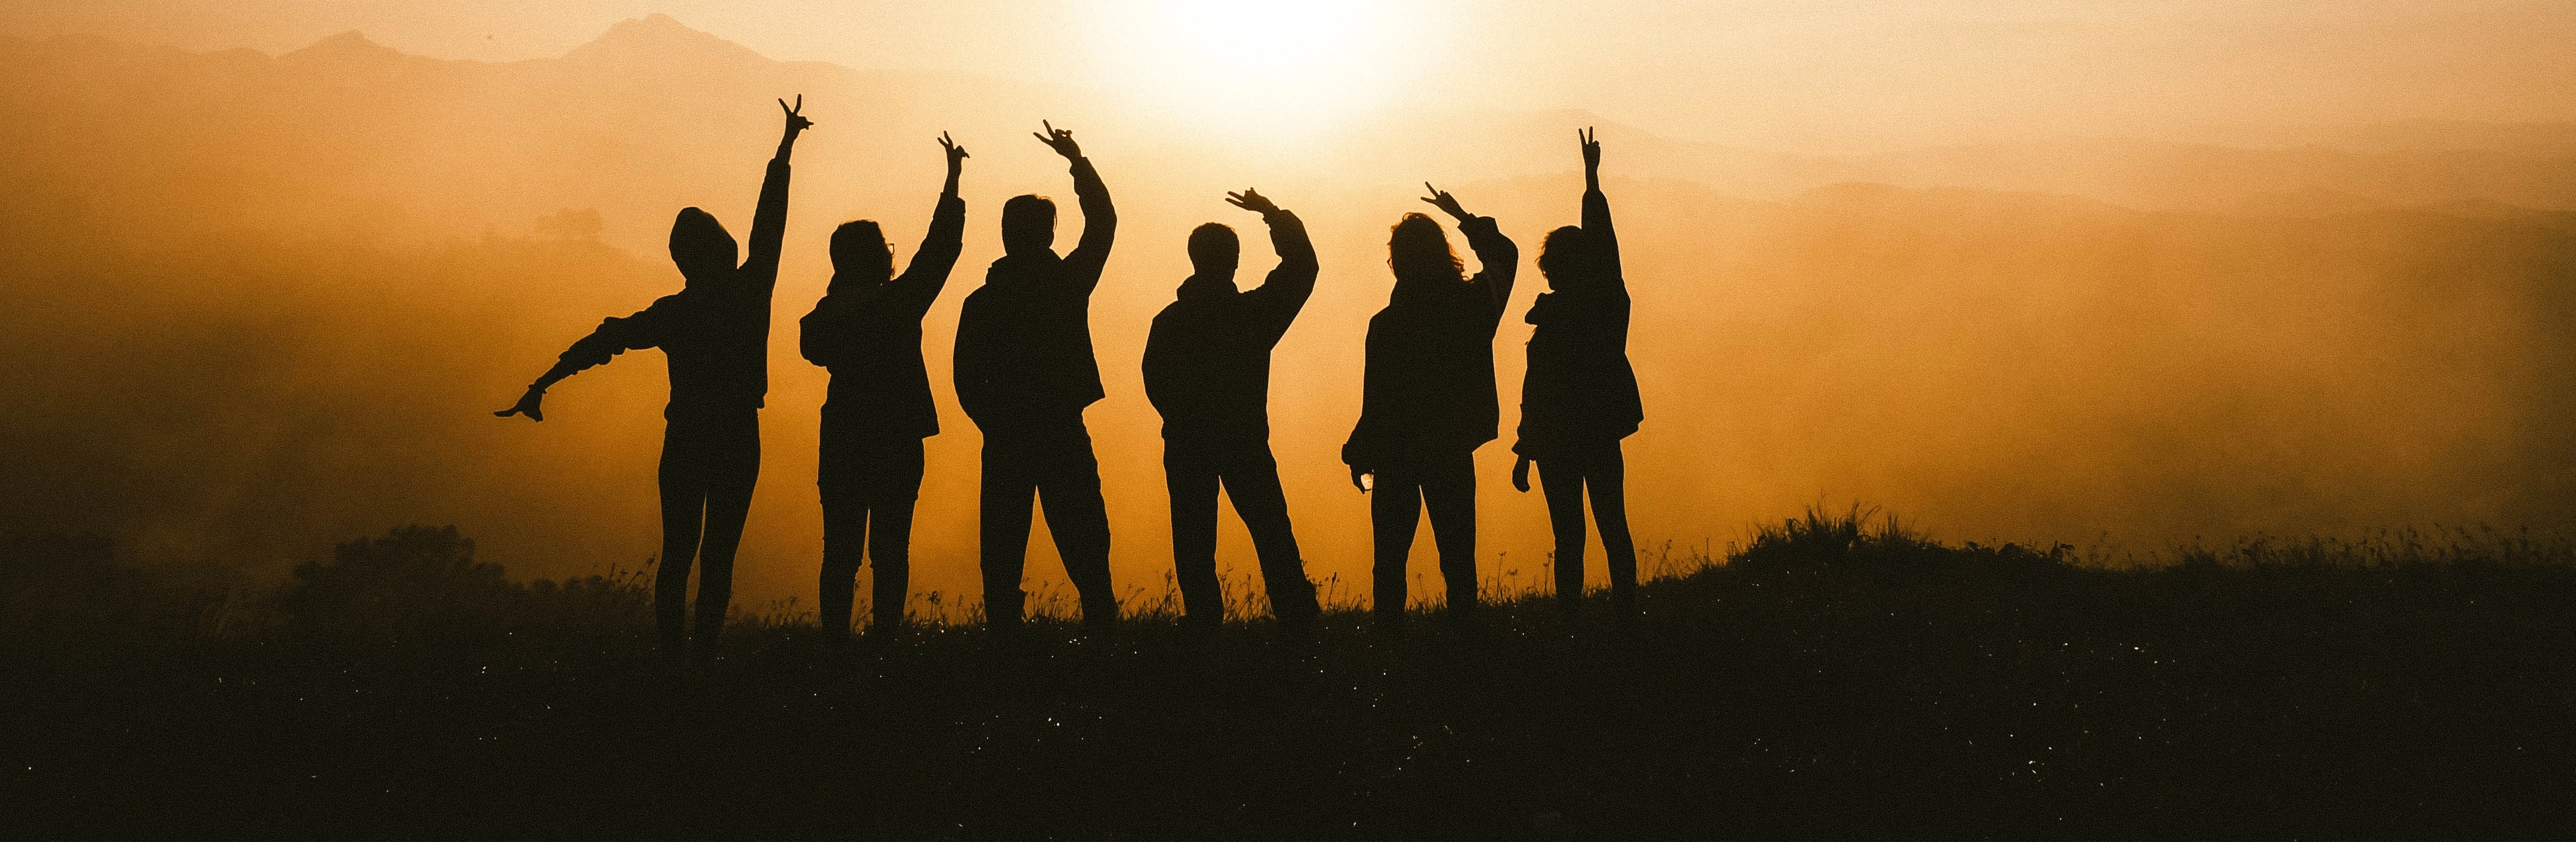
top-left (953, 122), bottom-right (1120, 636)
top-left (1344, 184), bottom-right (1517, 629)
top-left (1142, 188), bottom-right (1324, 634)
top-left (1512, 128), bottom-right (1644, 618)
top-left (497, 96), bottom-right (811, 657)
top-left (800, 133), bottom-right (970, 645)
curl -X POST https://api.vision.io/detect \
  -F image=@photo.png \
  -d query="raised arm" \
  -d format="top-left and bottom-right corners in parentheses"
top-left (495, 299), bottom-right (670, 421)
top-left (1423, 182), bottom-right (1517, 316)
top-left (892, 133), bottom-right (971, 314)
top-left (1578, 127), bottom-right (1623, 289)
top-left (1035, 122), bottom-right (1115, 291)
top-left (1227, 188), bottom-right (1317, 329)
top-left (740, 96), bottom-right (812, 285)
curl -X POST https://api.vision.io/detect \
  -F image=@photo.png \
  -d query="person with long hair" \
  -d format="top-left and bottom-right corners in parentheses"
top-left (1344, 184), bottom-right (1517, 627)
top-left (800, 133), bottom-right (969, 645)
top-left (1512, 128), bottom-right (1643, 617)
top-left (496, 97), bottom-right (811, 656)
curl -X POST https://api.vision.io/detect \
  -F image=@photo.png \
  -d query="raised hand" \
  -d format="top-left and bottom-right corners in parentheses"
top-left (1420, 182), bottom-right (1470, 221)
top-left (1032, 120), bottom-right (1082, 159)
top-left (778, 95), bottom-right (813, 135)
top-left (494, 385), bottom-right (546, 422)
top-left (938, 131), bottom-right (970, 168)
top-left (1224, 187), bottom-right (1280, 216)
top-left (1579, 126), bottom-right (1600, 172)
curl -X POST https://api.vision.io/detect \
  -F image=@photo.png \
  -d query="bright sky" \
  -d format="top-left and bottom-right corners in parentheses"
top-left (7, 1), bottom-right (2576, 146)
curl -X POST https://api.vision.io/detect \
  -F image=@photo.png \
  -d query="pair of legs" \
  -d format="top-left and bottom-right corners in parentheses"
top-left (656, 408), bottom-right (761, 651)
top-left (979, 420), bottom-right (1115, 630)
top-left (818, 434), bottom-right (925, 643)
top-left (1163, 437), bottom-right (1320, 626)
top-left (1371, 449), bottom-right (1478, 625)
top-left (1535, 440), bottom-right (1637, 613)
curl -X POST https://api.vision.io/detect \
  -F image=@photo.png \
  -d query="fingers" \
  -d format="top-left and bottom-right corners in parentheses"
top-left (494, 408), bottom-right (515, 417)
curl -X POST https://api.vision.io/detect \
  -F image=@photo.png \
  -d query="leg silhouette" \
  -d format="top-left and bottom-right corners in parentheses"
top-left (1225, 448), bottom-right (1319, 623)
top-left (1539, 458), bottom-right (1590, 613)
top-left (1165, 444), bottom-right (1225, 622)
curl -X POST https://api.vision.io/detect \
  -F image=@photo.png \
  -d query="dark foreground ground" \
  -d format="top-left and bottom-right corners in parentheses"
top-left (5, 517), bottom-right (2574, 840)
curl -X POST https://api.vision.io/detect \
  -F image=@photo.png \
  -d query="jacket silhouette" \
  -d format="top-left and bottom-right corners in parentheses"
top-left (800, 134), bottom-right (969, 643)
top-left (498, 97), bottom-right (810, 654)
top-left (953, 123), bottom-right (1119, 632)
top-left (1142, 190), bottom-right (1323, 628)
top-left (1516, 128), bottom-right (1643, 615)
top-left (1344, 186), bottom-right (1517, 625)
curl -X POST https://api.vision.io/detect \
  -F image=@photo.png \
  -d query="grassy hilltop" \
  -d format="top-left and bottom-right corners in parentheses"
top-left (5, 510), bottom-right (2572, 840)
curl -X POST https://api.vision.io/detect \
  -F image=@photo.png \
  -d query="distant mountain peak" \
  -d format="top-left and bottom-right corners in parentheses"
top-left (283, 29), bottom-right (401, 64)
top-left (565, 14), bottom-right (769, 66)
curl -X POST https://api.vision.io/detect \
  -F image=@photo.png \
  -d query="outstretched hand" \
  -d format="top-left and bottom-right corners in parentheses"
top-left (1579, 126), bottom-right (1601, 172)
top-left (1420, 182), bottom-right (1470, 220)
top-left (1032, 121), bottom-right (1082, 159)
top-left (1512, 456), bottom-right (1533, 492)
top-left (778, 95), bottom-right (813, 135)
top-left (1225, 187), bottom-right (1280, 216)
top-left (494, 386), bottom-right (546, 422)
top-left (939, 131), bottom-right (970, 168)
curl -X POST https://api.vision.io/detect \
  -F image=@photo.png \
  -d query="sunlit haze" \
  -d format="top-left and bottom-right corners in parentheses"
top-left (3, 1), bottom-right (2572, 613)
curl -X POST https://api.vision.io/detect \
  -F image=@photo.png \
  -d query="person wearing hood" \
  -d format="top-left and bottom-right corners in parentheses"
top-left (1344, 184), bottom-right (1517, 628)
top-left (1512, 128), bottom-right (1644, 617)
top-left (1142, 188), bottom-right (1324, 634)
top-left (952, 122), bottom-right (1119, 635)
top-left (497, 97), bottom-right (811, 656)
top-left (800, 133), bottom-right (969, 645)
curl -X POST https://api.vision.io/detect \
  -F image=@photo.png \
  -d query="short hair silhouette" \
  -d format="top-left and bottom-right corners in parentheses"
top-left (1187, 222), bottom-right (1239, 276)
top-left (1538, 225), bottom-right (1592, 289)
top-left (829, 219), bottom-right (894, 282)
top-left (1387, 212), bottom-right (1464, 285)
top-left (669, 206), bottom-right (738, 284)
top-left (1001, 194), bottom-right (1057, 254)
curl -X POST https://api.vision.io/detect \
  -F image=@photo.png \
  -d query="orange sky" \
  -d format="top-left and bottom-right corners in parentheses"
top-left (9, 1), bottom-right (2576, 148)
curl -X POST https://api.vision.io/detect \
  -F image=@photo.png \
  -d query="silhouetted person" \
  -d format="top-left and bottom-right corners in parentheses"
top-left (1513, 128), bottom-right (1643, 617)
top-left (801, 133), bottom-right (970, 645)
top-left (1142, 188), bottom-right (1324, 632)
top-left (498, 96), bottom-right (811, 655)
top-left (953, 122), bottom-right (1119, 634)
top-left (1344, 185), bottom-right (1517, 627)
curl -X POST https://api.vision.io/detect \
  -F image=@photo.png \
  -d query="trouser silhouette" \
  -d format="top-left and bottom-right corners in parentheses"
top-left (979, 420), bottom-right (1116, 628)
top-left (1371, 449), bottom-right (1478, 623)
top-left (819, 434), bottom-right (925, 639)
top-left (1535, 440), bottom-right (1638, 612)
top-left (656, 408), bottom-right (760, 649)
top-left (1163, 437), bottom-right (1320, 624)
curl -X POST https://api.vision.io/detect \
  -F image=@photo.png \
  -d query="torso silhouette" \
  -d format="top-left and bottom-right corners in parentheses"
top-left (558, 158), bottom-right (792, 417)
top-left (1344, 216), bottom-right (1518, 466)
top-left (801, 194), bottom-right (967, 437)
top-left (1143, 211), bottom-right (1316, 446)
top-left (1517, 188), bottom-right (1641, 455)
top-left (954, 158), bottom-right (1115, 432)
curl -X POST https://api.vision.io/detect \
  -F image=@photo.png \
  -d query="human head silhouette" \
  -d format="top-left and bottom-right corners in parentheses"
top-left (669, 207), bottom-right (738, 286)
top-left (829, 220), bottom-right (893, 288)
top-left (1538, 225), bottom-right (1593, 291)
top-left (1188, 223), bottom-right (1239, 280)
top-left (1387, 213), bottom-right (1464, 294)
top-left (1001, 194), bottom-right (1057, 256)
